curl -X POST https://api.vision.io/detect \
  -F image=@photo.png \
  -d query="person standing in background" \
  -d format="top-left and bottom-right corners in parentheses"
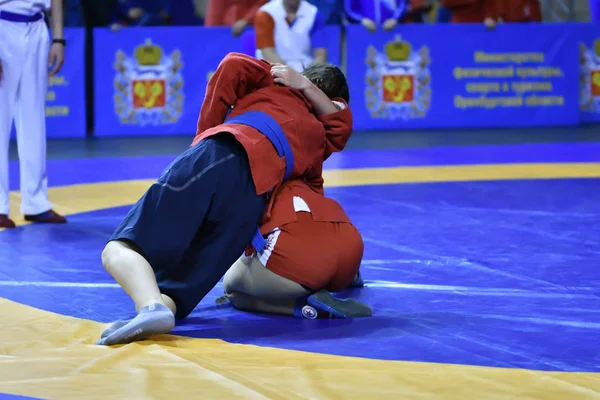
top-left (109, 0), bottom-right (173, 31)
top-left (499, 0), bottom-right (541, 22)
top-left (434, 0), bottom-right (452, 22)
top-left (205, 0), bottom-right (268, 37)
top-left (0, 0), bottom-right (67, 229)
top-left (254, 0), bottom-right (327, 72)
top-left (441, 0), bottom-right (500, 28)
top-left (307, 0), bottom-right (343, 25)
top-left (401, 0), bottom-right (432, 23)
top-left (344, 0), bottom-right (408, 32)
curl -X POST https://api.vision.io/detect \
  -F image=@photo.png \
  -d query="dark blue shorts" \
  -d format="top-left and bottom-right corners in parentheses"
top-left (110, 134), bottom-right (267, 319)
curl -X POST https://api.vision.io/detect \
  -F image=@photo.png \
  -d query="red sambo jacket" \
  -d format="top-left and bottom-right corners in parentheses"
top-left (258, 179), bottom-right (352, 234)
top-left (191, 53), bottom-right (353, 201)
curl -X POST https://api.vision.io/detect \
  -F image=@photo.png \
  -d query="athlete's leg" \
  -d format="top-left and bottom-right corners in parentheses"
top-left (0, 20), bottom-right (24, 221)
top-left (223, 254), bottom-right (310, 316)
top-left (14, 19), bottom-right (52, 216)
top-left (98, 136), bottom-right (241, 345)
top-left (223, 253), bottom-right (372, 318)
top-left (222, 218), bottom-right (371, 318)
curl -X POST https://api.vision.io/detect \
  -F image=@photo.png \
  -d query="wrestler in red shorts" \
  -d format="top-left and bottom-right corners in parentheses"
top-left (222, 179), bottom-right (371, 319)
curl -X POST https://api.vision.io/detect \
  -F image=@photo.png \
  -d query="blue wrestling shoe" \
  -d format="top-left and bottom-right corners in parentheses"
top-left (295, 290), bottom-right (372, 319)
top-left (347, 270), bottom-right (365, 288)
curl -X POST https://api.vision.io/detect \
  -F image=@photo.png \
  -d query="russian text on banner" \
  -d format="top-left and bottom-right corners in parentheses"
top-left (346, 24), bottom-right (579, 131)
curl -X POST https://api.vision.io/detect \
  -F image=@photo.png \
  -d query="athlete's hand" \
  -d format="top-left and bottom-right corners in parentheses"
top-left (231, 19), bottom-right (248, 37)
top-left (361, 18), bottom-right (377, 33)
top-left (383, 18), bottom-right (398, 31)
top-left (484, 17), bottom-right (497, 29)
top-left (48, 42), bottom-right (65, 76)
top-left (270, 64), bottom-right (312, 91)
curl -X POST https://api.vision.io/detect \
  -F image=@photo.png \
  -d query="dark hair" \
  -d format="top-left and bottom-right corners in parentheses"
top-left (301, 63), bottom-right (350, 104)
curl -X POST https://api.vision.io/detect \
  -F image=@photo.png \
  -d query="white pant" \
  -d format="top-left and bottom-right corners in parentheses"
top-left (0, 17), bottom-right (51, 215)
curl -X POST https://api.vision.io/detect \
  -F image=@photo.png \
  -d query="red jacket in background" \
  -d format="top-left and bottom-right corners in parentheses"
top-left (205, 0), bottom-right (268, 26)
top-left (259, 180), bottom-right (351, 234)
top-left (499, 0), bottom-right (542, 22)
top-left (191, 53), bottom-right (353, 206)
top-left (442, 0), bottom-right (500, 22)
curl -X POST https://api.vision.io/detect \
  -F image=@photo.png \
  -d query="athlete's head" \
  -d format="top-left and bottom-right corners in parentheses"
top-left (301, 63), bottom-right (350, 104)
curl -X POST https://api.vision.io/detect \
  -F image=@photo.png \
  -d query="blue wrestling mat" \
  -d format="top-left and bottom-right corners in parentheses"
top-left (1, 132), bottom-right (599, 398)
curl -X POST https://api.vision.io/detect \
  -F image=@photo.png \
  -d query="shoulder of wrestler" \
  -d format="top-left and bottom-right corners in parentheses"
top-left (317, 98), bottom-right (353, 125)
top-left (220, 52), bottom-right (272, 76)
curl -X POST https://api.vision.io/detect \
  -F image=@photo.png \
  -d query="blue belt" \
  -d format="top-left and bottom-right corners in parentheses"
top-left (224, 110), bottom-right (294, 251)
top-left (0, 11), bottom-right (43, 23)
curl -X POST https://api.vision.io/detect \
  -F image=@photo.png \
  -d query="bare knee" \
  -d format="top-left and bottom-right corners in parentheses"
top-left (223, 256), bottom-right (251, 294)
top-left (222, 271), bottom-right (239, 294)
top-left (101, 240), bottom-right (128, 271)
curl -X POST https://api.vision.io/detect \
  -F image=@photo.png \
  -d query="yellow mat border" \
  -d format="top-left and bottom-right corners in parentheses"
top-left (1, 162), bottom-right (599, 398)
top-left (5, 163), bottom-right (600, 226)
top-left (0, 298), bottom-right (599, 399)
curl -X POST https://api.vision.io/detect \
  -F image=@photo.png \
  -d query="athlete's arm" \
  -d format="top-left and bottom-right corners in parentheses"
top-left (259, 47), bottom-right (286, 65)
top-left (49, 0), bottom-right (65, 76)
top-left (320, 102), bottom-right (352, 159)
top-left (299, 84), bottom-right (342, 115)
top-left (313, 48), bottom-right (327, 64)
top-left (270, 64), bottom-right (352, 157)
top-left (197, 52), bottom-right (273, 132)
top-left (311, 13), bottom-right (327, 64)
top-left (254, 11), bottom-right (286, 65)
top-left (270, 64), bottom-right (340, 115)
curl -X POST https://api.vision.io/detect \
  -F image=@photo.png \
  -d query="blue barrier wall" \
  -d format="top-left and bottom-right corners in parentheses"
top-left (579, 23), bottom-right (600, 123)
top-left (93, 26), bottom-right (341, 136)
top-left (10, 28), bottom-right (86, 138)
top-left (346, 24), bottom-right (580, 130)
top-left (23, 24), bottom-right (600, 137)
top-left (46, 28), bottom-right (87, 137)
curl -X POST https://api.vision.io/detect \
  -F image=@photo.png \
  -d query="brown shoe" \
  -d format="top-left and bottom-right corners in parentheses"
top-left (0, 214), bottom-right (16, 228)
top-left (24, 209), bottom-right (67, 224)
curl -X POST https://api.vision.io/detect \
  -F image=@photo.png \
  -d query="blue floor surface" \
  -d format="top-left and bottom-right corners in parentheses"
top-left (7, 141), bottom-right (600, 188)
top-left (1, 177), bottom-right (599, 372)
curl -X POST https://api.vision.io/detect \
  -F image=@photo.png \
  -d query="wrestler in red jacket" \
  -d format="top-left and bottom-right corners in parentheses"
top-left (97, 53), bottom-right (352, 346)
top-left (222, 179), bottom-right (371, 319)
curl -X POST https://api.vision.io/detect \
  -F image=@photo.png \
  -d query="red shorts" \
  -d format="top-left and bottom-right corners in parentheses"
top-left (257, 212), bottom-right (364, 292)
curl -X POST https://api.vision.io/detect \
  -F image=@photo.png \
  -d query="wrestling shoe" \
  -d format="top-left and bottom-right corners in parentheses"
top-left (24, 209), bottom-right (67, 224)
top-left (294, 290), bottom-right (372, 319)
top-left (347, 270), bottom-right (365, 288)
top-left (0, 215), bottom-right (16, 228)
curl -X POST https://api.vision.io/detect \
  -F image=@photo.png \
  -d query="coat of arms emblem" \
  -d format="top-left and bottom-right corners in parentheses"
top-left (365, 35), bottom-right (431, 120)
top-left (114, 39), bottom-right (184, 125)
